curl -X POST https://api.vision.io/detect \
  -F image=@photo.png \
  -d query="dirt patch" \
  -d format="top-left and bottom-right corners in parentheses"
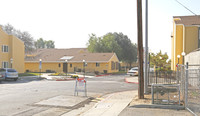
top-left (129, 94), bottom-right (152, 106)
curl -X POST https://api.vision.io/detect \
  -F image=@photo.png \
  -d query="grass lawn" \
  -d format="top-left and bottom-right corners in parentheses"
top-left (112, 71), bottom-right (127, 75)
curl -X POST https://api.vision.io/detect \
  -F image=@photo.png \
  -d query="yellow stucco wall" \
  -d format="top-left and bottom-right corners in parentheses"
top-left (185, 26), bottom-right (198, 54)
top-left (25, 54), bottom-right (119, 73)
top-left (171, 24), bottom-right (183, 70)
top-left (25, 62), bottom-right (113, 73)
top-left (25, 62), bottom-right (63, 72)
top-left (11, 36), bottom-right (25, 73)
top-left (171, 22), bottom-right (199, 70)
top-left (0, 29), bottom-right (9, 64)
top-left (67, 62), bottom-right (110, 73)
top-left (175, 25), bottom-right (183, 68)
top-left (0, 27), bottom-right (24, 73)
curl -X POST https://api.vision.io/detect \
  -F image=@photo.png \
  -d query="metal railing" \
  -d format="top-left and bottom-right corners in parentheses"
top-left (148, 71), bottom-right (177, 85)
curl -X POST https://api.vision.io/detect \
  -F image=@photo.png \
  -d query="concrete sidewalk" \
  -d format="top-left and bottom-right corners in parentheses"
top-left (80, 91), bottom-right (137, 116)
top-left (120, 77), bottom-right (193, 116)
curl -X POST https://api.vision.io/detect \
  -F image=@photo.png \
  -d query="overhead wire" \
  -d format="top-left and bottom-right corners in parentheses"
top-left (175, 0), bottom-right (197, 15)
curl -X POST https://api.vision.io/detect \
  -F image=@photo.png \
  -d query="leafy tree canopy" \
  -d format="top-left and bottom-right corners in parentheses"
top-left (1, 24), bottom-right (55, 52)
top-left (150, 50), bottom-right (170, 70)
top-left (35, 38), bottom-right (55, 49)
top-left (2, 24), bottom-right (35, 52)
top-left (87, 32), bottom-right (137, 65)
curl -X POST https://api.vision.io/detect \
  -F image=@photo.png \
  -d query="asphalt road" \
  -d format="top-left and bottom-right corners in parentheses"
top-left (0, 75), bottom-right (137, 115)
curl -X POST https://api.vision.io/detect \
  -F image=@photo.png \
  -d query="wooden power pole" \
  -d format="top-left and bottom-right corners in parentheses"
top-left (137, 0), bottom-right (144, 99)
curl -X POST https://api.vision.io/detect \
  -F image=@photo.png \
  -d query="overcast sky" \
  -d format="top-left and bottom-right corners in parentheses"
top-left (1, 0), bottom-right (200, 58)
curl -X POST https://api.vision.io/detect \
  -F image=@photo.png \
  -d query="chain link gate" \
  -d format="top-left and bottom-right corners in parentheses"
top-left (177, 63), bottom-right (200, 116)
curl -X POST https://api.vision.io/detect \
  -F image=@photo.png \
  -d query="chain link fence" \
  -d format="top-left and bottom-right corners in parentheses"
top-left (177, 64), bottom-right (200, 116)
top-left (149, 70), bottom-right (181, 105)
top-left (149, 64), bottom-right (200, 115)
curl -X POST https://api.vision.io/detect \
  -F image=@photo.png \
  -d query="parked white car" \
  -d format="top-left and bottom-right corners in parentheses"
top-left (0, 74), bottom-right (3, 82)
top-left (0, 68), bottom-right (18, 81)
top-left (127, 67), bottom-right (138, 76)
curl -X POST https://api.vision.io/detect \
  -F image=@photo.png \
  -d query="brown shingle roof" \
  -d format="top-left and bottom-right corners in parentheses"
top-left (69, 53), bottom-right (116, 62)
top-left (174, 15), bottom-right (200, 25)
top-left (25, 48), bottom-right (117, 62)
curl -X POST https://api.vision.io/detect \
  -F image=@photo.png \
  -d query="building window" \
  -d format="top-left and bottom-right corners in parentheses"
top-left (2, 62), bottom-right (8, 68)
top-left (111, 61), bottom-right (115, 70)
top-left (2, 45), bottom-right (8, 52)
top-left (58, 63), bottom-right (61, 67)
top-left (70, 64), bottom-right (72, 67)
top-left (115, 62), bottom-right (119, 70)
top-left (96, 63), bottom-right (100, 67)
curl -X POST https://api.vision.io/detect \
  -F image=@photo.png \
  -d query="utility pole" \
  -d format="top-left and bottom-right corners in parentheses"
top-left (144, 0), bottom-right (148, 94)
top-left (137, 0), bottom-right (144, 99)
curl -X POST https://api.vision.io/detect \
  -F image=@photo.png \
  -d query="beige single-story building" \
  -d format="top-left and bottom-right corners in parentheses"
top-left (25, 48), bottom-right (119, 73)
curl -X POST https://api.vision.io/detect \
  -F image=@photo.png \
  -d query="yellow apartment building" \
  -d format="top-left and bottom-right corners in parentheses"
top-left (171, 15), bottom-right (200, 70)
top-left (25, 48), bottom-right (119, 73)
top-left (0, 27), bottom-right (24, 73)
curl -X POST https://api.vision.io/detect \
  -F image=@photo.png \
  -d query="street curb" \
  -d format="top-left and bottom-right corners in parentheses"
top-left (130, 104), bottom-right (185, 110)
top-left (95, 74), bottom-right (112, 77)
top-left (125, 78), bottom-right (139, 84)
top-left (55, 78), bottom-right (75, 81)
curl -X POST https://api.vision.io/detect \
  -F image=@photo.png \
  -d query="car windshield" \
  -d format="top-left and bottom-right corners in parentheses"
top-left (7, 69), bottom-right (17, 72)
top-left (131, 68), bottom-right (138, 70)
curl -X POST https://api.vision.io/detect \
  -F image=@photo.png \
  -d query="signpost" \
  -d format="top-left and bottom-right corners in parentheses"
top-left (39, 59), bottom-right (42, 78)
top-left (74, 77), bottom-right (87, 96)
top-left (10, 58), bottom-right (13, 68)
top-left (74, 60), bottom-right (87, 96)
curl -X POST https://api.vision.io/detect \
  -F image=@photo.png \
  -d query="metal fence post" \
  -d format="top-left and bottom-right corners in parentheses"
top-left (185, 62), bottom-right (189, 107)
top-left (156, 70), bottom-right (158, 84)
top-left (176, 64), bottom-right (179, 84)
top-left (151, 85), bottom-right (154, 104)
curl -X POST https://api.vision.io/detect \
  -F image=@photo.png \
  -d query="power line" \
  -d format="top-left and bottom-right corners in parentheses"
top-left (175, 0), bottom-right (197, 15)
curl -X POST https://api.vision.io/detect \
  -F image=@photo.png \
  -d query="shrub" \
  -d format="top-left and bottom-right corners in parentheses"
top-left (71, 75), bottom-right (79, 78)
top-left (50, 73), bottom-right (67, 76)
top-left (94, 71), bottom-right (99, 75)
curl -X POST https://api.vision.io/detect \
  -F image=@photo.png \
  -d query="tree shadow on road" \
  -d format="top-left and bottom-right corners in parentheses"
top-left (0, 76), bottom-right (46, 84)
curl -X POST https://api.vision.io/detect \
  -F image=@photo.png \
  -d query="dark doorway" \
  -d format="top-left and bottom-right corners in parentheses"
top-left (63, 63), bottom-right (68, 73)
top-left (74, 67), bottom-right (77, 72)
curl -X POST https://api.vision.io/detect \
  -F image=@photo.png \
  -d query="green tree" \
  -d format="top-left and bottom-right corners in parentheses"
top-left (35, 38), bottom-right (45, 49)
top-left (45, 40), bottom-right (55, 48)
top-left (87, 32), bottom-right (137, 66)
top-left (87, 34), bottom-right (102, 52)
top-left (87, 33), bottom-right (122, 54)
top-left (150, 50), bottom-right (169, 70)
top-left (113, 32), bottom-right (137, 66)
top-left (35, 38), bottom-right (55, 49)
top-left (101, 33), bottom-right (122, 55)
top-left (2, 24), bottom-right (35, 52)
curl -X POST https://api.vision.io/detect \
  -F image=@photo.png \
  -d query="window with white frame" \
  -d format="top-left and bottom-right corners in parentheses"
top-left (2, 62), bottom-right (9, 68)
top-left (2, 45), bottom-right (8, 52)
